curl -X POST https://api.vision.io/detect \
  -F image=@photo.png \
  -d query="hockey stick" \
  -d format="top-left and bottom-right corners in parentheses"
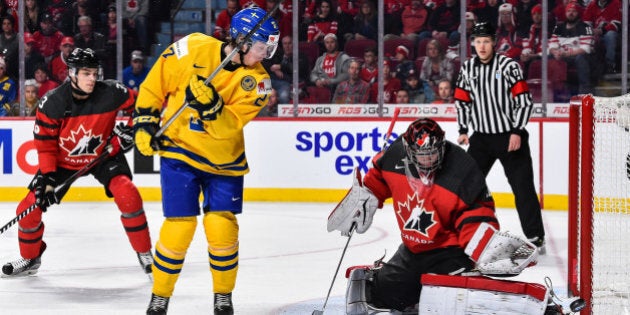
top-left (312, 223), bottom-right (356, 315)
top-left (154, 2), bottom-right (282, 139)
top-left (0, 146), bottom-right (112, 236)
top-left (312, 110), bottom-right (401, 314)
top-left (382, 107), bottom-right (401, 151)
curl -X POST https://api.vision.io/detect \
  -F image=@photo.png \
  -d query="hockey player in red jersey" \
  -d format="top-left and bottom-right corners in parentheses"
top-left (2, 48), bottom-right (153, 278)
top-left (328, 118), bottom-right (538, 313)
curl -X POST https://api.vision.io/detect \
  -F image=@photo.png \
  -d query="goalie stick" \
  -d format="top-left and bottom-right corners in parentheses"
top-left (154, 2), bottom-right (282, 139)
top-left (382, 107), bottom-right (400, 150)
top-left (312, 223), bottom-right (355, 315)
top-left (0, 146), bottom-right (112, 236)
top-left (313, 109), bottom-right (401, 315)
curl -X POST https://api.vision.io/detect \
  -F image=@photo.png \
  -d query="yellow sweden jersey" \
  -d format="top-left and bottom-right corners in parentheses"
top-left (136, 33), bottom-right (271, 176)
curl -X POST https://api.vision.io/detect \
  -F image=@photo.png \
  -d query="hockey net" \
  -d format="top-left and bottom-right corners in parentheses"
top-left (568, 93), bottom-right (630, 314)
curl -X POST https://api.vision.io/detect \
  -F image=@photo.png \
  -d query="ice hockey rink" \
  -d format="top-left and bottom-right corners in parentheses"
top-left (0, 201), bottom-right (569, 314)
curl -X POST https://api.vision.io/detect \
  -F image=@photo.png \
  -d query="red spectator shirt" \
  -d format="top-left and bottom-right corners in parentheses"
top-left (322, 52), bottom-right (340, 78)
top-left (583, 0), bottom-right (622, 32)
top-left (49, 54), bottom-right (69, 84)
top-left (213, 9), bottom-right (235, 40)
top-left (370, 77), bottom-right (401, 103)
top-left (307, 18), bottom-right (338, 42)
top-left (360, 65), bottom-right (378, 84)
top-left (496, 25), bottom-right (523, 59)
top-left (32, 30), bottom-right (65, 59)
top-left (401, 4), bottom-right (429, 35)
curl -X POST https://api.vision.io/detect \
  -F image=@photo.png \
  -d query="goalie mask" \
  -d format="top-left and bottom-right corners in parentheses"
top-left (229, 7), bottom-right (280, 60)
top-left (402, 118), bottom-right (446, 180)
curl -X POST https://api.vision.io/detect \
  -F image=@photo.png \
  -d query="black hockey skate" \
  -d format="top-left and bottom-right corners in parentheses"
top-left (214, 292), bottom-right (234, 315)
top-left (146, 293), bottom-right (169, 315)
top-left (137, 251), bottom-right (154, 274)
top-left (529, 236), bottom-right (546, 255)
top-left (2, 256), bottom-right (42, 277)
top-left (2, 242), bottom-right (46, 277)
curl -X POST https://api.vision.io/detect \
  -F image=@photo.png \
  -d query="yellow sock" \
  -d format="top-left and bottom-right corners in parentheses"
top-left (204, 211), bottom-right (239, 293)
top-left (152, 217), bottom-right (197, 297)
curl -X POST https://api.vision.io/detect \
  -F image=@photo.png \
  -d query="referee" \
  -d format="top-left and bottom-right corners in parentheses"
top-left (454, 22), bottom-right (546, 254)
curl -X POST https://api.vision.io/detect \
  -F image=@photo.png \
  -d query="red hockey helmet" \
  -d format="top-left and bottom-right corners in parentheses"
top-left (402, 118), bottom-right (446, 175)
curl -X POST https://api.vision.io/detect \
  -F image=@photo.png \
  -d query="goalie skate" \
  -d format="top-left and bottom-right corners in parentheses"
top-left (1, 256), bottom-right (42, 277)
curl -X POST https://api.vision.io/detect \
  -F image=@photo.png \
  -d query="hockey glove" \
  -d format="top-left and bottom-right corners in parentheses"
top-left (327, 167), bottom-right (379, 236)
top-left (186, 75), bottom-right (224, 121)
top-left (109, 123), bottom-right (134, 156)
top-left (33, 172), bottom-right (58, 212)
top-left (133, 108), bottom-right (161, 156)
top-left (465, 222), bottom-right (538, 277)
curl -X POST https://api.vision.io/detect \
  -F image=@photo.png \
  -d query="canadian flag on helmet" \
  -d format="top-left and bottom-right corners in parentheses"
top-left (416, 133), bottom-right (431, 148)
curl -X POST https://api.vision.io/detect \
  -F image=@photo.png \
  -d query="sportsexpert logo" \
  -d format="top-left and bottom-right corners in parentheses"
top-left (295, 127), bottom-right (398, 175)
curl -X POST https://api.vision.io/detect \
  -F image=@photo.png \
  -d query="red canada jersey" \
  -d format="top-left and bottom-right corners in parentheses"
top-left (583, 0), bottom-right (622, 31)
top-left (33, 80), bottom-right (135, 173)
top-left (363, 139), bottom-right (498, 254)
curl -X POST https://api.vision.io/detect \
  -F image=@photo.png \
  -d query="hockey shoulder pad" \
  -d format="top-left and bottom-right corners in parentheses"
top-left (327, 167), bottom-right (379, 236)
top-left (464, 222), bottom-right (538, 277)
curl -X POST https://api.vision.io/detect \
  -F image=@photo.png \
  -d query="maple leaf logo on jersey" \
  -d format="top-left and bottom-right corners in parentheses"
top-left (60, 124), bottom-right (104, 157)
top-left (396, 193), bottom-right (436, 237)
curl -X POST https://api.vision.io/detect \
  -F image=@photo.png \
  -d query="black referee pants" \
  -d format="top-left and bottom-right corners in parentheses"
top-left (467, 130), bottom-right (545, 240)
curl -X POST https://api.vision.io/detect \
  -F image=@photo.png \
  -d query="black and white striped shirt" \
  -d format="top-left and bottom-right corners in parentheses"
top-left (454, 53), bottom-right (533, 135)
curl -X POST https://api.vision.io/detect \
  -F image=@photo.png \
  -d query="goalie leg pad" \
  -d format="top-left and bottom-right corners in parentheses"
top-left (328, 167), bottom-right (379, 236)
top-left (465, 222), bottom-right (538, 276)
top-left (346, 268), bottom-right (374, 315)
top-left (419, 274), bottom-right (550, 315)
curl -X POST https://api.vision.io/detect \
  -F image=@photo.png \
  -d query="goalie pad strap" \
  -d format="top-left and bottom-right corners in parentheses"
top-left (421, 274), bottom-right (548, 301)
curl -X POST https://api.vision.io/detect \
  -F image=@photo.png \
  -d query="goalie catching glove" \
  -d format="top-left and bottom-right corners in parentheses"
top-left (465, 222), bottom-right (538, 277)
top-left (133, 108), bottom-right (161, 156)
top-left (186, 75), bottom-right (224, 121)
top-left (327, 167), bottom-right (379, 236)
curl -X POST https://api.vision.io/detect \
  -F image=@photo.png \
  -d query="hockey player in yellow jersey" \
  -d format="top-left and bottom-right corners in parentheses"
top-left (134, 7), bottom-right (279, 315)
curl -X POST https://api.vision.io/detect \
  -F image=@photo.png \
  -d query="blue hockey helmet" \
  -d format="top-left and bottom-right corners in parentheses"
top-left (229, 7), bottom-right (280, 59)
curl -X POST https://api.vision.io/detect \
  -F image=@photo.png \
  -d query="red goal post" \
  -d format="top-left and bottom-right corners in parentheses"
top-left (568, 93), bottom-right (630, 314)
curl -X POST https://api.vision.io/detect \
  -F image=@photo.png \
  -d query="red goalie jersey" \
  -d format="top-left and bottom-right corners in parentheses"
top-left (34, 80), bottom-right (135, 174)
top-left (363, 139), bottom-right (499, 254)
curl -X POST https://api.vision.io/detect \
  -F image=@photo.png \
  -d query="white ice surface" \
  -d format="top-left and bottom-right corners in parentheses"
top-left (0, 202), bottom-right (568, 314)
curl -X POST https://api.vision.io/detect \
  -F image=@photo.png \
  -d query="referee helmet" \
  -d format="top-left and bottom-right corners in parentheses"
top-left (471, 22), bottom-right (496, 39)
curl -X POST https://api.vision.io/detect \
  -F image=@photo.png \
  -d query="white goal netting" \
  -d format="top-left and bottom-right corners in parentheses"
top-left (571, 94), bottom-right (630, 314)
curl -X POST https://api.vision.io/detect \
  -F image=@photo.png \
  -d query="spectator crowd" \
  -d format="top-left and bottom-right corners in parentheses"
top-left (1, 0), bottom-right (627, 116)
